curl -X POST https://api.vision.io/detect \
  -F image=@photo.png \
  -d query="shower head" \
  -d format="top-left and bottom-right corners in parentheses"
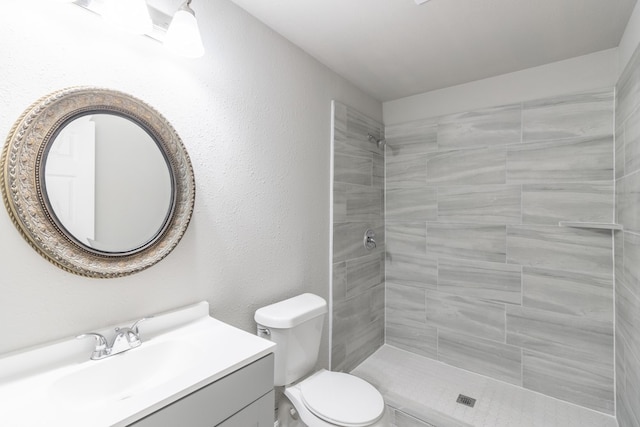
top-left (367, 134), bottom-right (386, 149)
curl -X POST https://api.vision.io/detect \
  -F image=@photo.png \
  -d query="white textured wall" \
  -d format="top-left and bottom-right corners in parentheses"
top-left (0, 0), bottom-right (381, 359)
top-left (383, 48), bottom-right (618, 124)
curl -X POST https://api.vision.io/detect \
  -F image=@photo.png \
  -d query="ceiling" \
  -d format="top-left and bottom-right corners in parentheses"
top-left (228, 0), bottom-right (637, 102)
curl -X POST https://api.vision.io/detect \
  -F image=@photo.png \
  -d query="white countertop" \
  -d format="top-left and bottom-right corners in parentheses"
top-left (0, 302), bottom-right (275, 427)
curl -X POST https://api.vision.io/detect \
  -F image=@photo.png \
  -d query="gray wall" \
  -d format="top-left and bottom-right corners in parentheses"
top-left (331, 101), bottom-right (385, 372)
top-left (615, 40), bottom-right (640, 427)
top-left (384, 88), bottom-right (615, 414)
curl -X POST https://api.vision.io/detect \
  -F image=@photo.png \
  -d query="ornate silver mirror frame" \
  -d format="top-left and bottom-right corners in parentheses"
top-left (0, 87), bottom-right (195, 278)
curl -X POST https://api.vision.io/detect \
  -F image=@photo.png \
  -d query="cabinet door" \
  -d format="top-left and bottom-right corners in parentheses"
top-left (217, 391), bottom-right (274, 427)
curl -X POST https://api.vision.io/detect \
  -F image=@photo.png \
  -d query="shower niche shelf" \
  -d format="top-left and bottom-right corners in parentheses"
top-left (558, 221), bottom-right (623, 230)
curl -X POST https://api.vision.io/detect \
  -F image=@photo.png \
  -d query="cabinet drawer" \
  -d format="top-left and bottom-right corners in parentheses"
top-left (130, 353), bottom-right (274, 427)
top-left (218, 390), bottom-right (274, 427)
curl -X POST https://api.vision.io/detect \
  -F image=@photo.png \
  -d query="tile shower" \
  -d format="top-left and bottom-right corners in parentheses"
top-left (332, 42), bottom-right (640, 427)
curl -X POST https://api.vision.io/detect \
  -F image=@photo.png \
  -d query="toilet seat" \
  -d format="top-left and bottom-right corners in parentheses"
top-left (298, 370), bottom-right (384, 427)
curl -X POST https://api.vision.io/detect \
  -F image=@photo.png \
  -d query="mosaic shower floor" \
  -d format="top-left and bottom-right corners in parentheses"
top-left (351, 345), bottom-right (618, 427)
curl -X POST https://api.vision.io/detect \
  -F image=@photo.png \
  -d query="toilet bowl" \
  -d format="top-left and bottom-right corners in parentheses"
top-left (254, 294), bottom-right (388, 427)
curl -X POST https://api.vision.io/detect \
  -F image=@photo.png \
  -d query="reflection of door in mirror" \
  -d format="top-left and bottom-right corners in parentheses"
top-left (45, 116), bottom-right (96, 246)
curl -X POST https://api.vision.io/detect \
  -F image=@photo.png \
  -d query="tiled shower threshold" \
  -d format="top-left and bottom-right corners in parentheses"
top-left (351, 345), bottom-right (618, 427)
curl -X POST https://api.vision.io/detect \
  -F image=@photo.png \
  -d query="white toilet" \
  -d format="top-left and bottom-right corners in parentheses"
top-left (255, 293), bottom-right (388, 427)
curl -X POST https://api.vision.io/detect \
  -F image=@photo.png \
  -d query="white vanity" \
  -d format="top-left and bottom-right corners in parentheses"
top-left (0, 302), bottom-right (275, 427)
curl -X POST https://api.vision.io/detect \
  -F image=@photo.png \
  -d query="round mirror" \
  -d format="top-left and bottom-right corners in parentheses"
top-left (1, 87), bottom-right (195, 278)
top-left (44, 113), bottom-right (173, 254)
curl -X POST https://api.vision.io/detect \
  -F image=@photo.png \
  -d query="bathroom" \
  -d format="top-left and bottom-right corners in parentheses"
top-left (0, 0), bottom-right (639, 426)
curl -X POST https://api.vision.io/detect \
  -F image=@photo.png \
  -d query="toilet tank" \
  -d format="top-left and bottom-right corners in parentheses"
top-left (254, 293), bottom-right (327, 387)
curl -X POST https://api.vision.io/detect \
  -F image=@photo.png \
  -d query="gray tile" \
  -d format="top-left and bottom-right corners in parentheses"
top-left (522, 267), bottom-right (612, 321)
top-left (437, 185), bottom-right (521, 224)
top-left (616, 125), bottom-right (625, 180)
top-left (333, 221), bottom-right (384, 263)
top-left (345, 185), bottom-right (383, 221)
top-left (332, 261), bottom-right (346, 302)
top-left (386, 252), bottom-right (437, 290)
top-left (426, 290), bottom-right (506, 342)
top-left (522, 350), bottom-right (614, 414)
top-left (623, 231), bottom-right (640, 291)
top-left (386, 154), bottom-right (428, 189)
top-left (385, 222), bottom-right (427, 256)
top-left (346, 253), bottom-right (384, 298)
top-left (334, 153), bottom-right (372, 186)
top-left (506, 225), bottom-right (612, 276)
top-left (386, 187), bottom-right (437, 221)
top-left (522, 183), bottom-right (613, 225)
top-left (333, 182), bottom-right (348, 221)
top-left (427, 147), bottom-right (506, 186)
top-left (625, 106), bottom-right (640, 175)
top-left (373, 153), bottom-right (385, 188)
top-left (333, 105), bottom-right (384, 158)
top-left (438, 330), bottom-right (522, 385)
top-left (438, 258), bottom-right (521, 305)
top-left (618, 172), bottom-right (640, 234)
top-left (617, 46), bottom-right (640, 126)
top-left (385, 119), bottom-right (438, 156)
top-left (386, 283), bottom-right (437, 359)
top-left (616, 277), bottom-right (640, 369)
top-left (437, 104), bottom-right (521, 149)
top-left (614, 230), bottom-right (624, 290)
top-left (427, 223), bottom-right (506, 263)
top-left (506, 305), bottom-right (613, 366)
top-left (624, 353), bottom-right (640, 427)
top-left (332, 284), bottom-right (384, 372)
top-left (522, 89), bottom-right (613, 142)
top-left (507, 135), bottom-right (613, 184)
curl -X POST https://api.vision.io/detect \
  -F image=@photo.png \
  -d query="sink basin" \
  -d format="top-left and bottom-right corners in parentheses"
top-left (50, 340), bottom-right (193, 408)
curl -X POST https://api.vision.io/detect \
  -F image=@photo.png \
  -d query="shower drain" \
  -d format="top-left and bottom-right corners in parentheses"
top-left (456, 394), bottom-right (476, 408)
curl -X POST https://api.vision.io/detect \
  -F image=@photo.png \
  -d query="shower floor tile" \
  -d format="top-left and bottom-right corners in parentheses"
top-left (351, 345), bottom-right (617, 427)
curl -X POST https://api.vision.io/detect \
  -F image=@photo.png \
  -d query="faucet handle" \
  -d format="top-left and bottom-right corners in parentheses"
top-left (76, 332), bottom-right (108, 360)
top-left (129, 316), bottom-right (152, 334)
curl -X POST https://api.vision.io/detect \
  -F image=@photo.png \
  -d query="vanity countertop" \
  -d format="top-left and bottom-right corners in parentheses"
top-left (0, 302), bottom-right (275, 427)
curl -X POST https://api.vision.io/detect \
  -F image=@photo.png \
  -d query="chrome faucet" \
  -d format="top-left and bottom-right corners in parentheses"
top-left (77, 318), bottom-right (149, 360)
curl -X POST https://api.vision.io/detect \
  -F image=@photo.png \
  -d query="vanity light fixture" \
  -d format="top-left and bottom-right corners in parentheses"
top-left (103, 0), bottom-right (153, 35)
top-left (164, 0), bottom-right (205, 58)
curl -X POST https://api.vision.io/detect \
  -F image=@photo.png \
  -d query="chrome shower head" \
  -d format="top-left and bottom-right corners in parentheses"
top-left (367, 134), bottom-right (386, 149)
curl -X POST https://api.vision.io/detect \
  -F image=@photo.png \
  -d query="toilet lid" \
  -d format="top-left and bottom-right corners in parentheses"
top-left (300, 370), bottom-right (384, 427)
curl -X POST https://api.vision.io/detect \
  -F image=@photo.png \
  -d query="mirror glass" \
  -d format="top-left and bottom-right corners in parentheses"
top-left (44, 113), bottom-right (173, 254)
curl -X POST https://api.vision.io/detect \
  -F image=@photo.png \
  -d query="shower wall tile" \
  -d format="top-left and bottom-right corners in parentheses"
top-left (617, 279), bottom-right (640, 369)
top-left (522, 267), bottom-right (612, 322)
top-left (617, 171), bottom-right (640, 234)
top-left (521, 182), bottom-right (613, 225)
top-left (522, 350), bottom-right (614, 414)
top-left (426, 291), bottom-right (506, 342)
top-left (386, 252), bottom-right (438, 290)
top-left (334, 153), bottom-right (372, 186)
top-left (506, 225), bottom-right (612, 276)
top-left (386, 187), bottom-right (437, 220)
top-left (437, 258), bottom-right (521, 305)
top-left (386, 283), bottom-right (437, 359)
top-left (437, 104), bottom-right (521, 149)
top-left (386, 154), bottom-right (428, 188)
top-left (427, 223), bottom-right (506, 263)
top-left (506, 135), bottom-right (613, 184)
top-left (427, 147), bottom-right (506, 186)
top-left (346, 253), bottom-right (384, 298)
top-left (616, 46), bottom-right (640, 126)
top-left (438, 330), bottom-right (522, 385)
top-left (333, 221), bottom-right (384, 263)
top-left (385, 119), bottom-right (438, 155)
top-left (625, 106), bottom-right (640, 175)
top-left (332, 283), bottom-right (384, 372)
top-left (385, 222), bottom-right (427, 255)
top-left (506, 305), bottom-right (613, 366)
top-left (522, 89), bottom-right (614, 142)
top-left (332, 102), bottom-right (384, 372)
top-left (384, 87), bottom-right (616, 414)
top-left (623, 232), bottom-right (640, 298)
top-left (616, 125), bottom-right (625, 180)
top-left (437, 185), bottom-right (521, 224)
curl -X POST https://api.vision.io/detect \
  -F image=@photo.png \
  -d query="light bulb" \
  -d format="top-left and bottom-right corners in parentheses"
top-left (164, 2), bottom-right (204, 58)
top-left (103, 0), bottom-right (152, 35)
